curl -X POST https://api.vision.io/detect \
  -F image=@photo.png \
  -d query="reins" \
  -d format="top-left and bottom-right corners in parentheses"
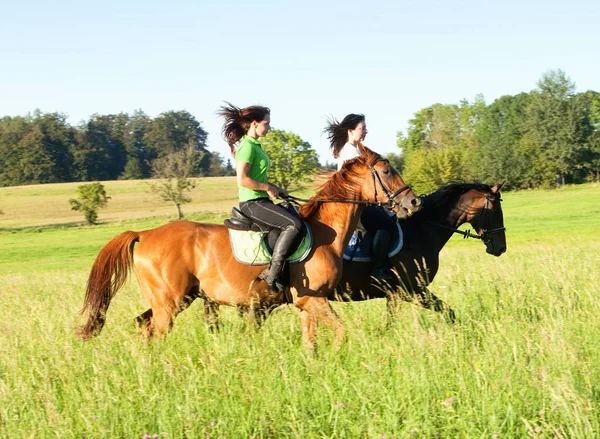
top-left (283, 194), bottom-right (396, 208)
top-left (427, 193), bottom-right (506, 243)
top-left (283, 158), bottom-right (411, 210)
top-left (427, 221), bottom-right (485, 240)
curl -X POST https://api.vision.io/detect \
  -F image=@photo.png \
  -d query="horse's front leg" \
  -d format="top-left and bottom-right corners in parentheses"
top-left (413, 287), bottom-right (455, 323)
top-left (300, 309), bottom-right (318, 351)
top-left (297, 296), bottom-right (345, 351)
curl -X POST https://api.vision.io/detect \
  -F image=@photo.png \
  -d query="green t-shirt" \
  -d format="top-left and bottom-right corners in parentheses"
top-left (235, 136), bottom-right (271, 202)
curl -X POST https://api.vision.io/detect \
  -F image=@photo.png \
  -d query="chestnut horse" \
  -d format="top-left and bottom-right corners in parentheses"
top-left (335, 181), bottom-right (506, 322)
top-left (76, 146), bottom-right (421, 349)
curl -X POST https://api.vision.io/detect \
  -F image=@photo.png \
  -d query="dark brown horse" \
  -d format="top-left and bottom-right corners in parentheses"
top-left (335, 181), bottom-right (506, 322)
top-left (76, 145), bottom-right (422, 349)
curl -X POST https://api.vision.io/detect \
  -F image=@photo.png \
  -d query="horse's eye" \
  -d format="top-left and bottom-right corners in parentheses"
top-left (383, 169), bottom-right (390, 175)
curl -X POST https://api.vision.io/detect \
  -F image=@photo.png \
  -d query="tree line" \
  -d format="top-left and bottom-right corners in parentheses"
top-left (1, 70), bottom-right (598, 193)
top-left (0, 109), bottom-right (236, 187)
top-left (398, 70), bottom-right (600, 193)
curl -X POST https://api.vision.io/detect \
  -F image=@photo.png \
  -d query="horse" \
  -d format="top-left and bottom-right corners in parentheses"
top-left (76, 145), bottom-right (422, 350)
top-left (335, 181), bottom-right (506, 323)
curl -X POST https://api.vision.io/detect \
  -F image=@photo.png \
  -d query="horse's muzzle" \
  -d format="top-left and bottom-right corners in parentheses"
top-left (396, 195), bottom-right (422, 219)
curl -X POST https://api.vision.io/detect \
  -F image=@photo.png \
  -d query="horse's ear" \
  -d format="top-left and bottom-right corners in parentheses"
top-left (491, 179), bottom-right (504, 193)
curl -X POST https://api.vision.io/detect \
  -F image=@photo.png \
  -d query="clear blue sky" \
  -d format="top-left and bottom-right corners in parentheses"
top-left (1, 0), bottom-right (598, 164)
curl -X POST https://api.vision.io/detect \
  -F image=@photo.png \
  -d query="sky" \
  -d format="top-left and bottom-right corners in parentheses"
top-left (1, 0), bottom-right (599, 164)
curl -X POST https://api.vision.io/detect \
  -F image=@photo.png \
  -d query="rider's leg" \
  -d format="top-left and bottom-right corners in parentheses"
top-left (371, 229), bottom-right (394, 282)
top-left (361, 206), bottom-right (396, 283)
top-left (240, 199), bottom-right (302, 290)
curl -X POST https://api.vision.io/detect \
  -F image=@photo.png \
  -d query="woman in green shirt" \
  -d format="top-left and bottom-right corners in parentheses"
top-left (218, 102), bottom-right (302, 292)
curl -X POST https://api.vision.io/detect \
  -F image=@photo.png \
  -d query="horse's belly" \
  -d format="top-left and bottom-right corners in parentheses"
top-left (201, 277), bottom-right (275, 307)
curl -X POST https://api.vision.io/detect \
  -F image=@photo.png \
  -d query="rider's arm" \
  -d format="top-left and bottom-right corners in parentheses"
top-left (236, 161), bottom-right (270, 192)
top-left (236, 161), bottom-right (285, 199)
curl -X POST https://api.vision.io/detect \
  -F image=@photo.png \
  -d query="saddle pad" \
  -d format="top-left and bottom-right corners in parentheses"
top-left (343, 222), bottom-right (403, 262)
top-left (229, 224), bottom-right (313, 266)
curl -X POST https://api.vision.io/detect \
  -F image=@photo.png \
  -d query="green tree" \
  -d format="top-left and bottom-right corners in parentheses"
top-left (398, 100), bottom-right (483, 192)
top-left (71, 114), bottom-right (128, 181)
top-left (148, 145), bottom-right (199, 219)
top-left (260, 129), bottom-right (319, 190)
top-left (0, 112), bottom-right (76, 186)
top-left (206, 152), bottom-right (229, 176)
top-left (144, 111), bottom-right (209, 175)
top-left (522, 70), bottom-right (588, 187)
top-left (402, 146), bottom-right (470, 195)
top-left (120, 110), bottom-right (152, 180)
top-left (473, 93), bottom-right (533, 189)
top-left (384, 152), bottom-right (404, 173)
top-left (69, 182), bottom-right (110, 225)
top-left (224, 159), bottom-right (235, 176)
top-left (0, 116), bottom-right (29, 186)
top-left (575, 90), bottom-right (600, 182)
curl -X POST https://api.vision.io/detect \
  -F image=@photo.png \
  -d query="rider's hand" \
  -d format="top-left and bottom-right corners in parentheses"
top-left (267, 184), bottom-right (286, 199)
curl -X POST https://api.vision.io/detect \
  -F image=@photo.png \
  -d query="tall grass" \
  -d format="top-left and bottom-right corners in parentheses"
top-left (0, 181), bottom-right (599, 438)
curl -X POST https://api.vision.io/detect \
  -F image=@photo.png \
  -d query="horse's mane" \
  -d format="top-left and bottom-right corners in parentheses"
top-left (415, 181), bottom-right (492, 218)
top-left (299, 146), bottom-right (381, 220)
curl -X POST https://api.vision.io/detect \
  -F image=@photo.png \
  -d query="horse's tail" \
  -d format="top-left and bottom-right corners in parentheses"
top-left (76, 230), bottom-right (140, 340)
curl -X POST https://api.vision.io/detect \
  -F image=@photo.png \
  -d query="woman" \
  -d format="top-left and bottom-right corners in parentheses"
top-left (218, 102), bottom-right (302, 291)
top-left (324, 113), bottom-right (397, 283)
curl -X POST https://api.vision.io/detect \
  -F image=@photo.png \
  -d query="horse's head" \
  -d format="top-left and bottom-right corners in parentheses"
top-left (462, 180), bottom-right (507, 256)
top-left (358, 143), bottom-right (422, 219)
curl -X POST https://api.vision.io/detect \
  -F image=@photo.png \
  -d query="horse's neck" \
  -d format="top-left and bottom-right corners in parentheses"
top-left (420, 195), bottom-right (469, 251)
top-left (308, 202), bottom-right (362, 257)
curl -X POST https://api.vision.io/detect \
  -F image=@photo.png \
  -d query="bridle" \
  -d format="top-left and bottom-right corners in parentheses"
top-left (369, 158), bottom-right (411, 210)
top-left (284, 158), bottom-right (412, 210)
top-left (429, 192), bottom-right (506, 245)
top-left (478, 193), bottom-right (506, 244)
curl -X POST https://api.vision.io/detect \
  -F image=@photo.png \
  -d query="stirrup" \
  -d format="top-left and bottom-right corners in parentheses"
top-left (258, 270), bottom-right (284, 293)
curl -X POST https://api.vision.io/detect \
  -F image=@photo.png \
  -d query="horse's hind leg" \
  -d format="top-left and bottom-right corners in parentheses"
top-left (136, 268), bottom-right (195, 338)
top-left (135, 309), bottom-right (153, 337)
top-left (202, 299), bottom-right (221, 332)
top-left (135, 291), bottom-right (199, 337)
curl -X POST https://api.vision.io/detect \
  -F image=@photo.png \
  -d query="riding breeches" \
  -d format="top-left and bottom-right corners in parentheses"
top-left (239, 198), bottom-right (303, 234)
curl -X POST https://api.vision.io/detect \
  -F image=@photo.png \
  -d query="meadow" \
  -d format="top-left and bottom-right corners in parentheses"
top-left (0, 179), bottom-right (599, 438)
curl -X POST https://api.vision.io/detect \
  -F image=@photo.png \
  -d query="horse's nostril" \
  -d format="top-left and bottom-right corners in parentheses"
top-left (412, 198), bottom-right (421, 207)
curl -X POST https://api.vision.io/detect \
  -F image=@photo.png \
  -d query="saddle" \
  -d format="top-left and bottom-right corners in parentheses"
top-left (224, 203), bottom-right (312, 266)
top-left (224, 207), bottom-right (267, 233)
top-left (343, 221), bottom-right (404, 262)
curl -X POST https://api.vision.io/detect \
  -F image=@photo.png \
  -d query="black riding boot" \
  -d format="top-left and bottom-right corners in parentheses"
top-left (259, 227), bottom-right (299, 292)
top-left (371, 229), bottom-right (394, 284)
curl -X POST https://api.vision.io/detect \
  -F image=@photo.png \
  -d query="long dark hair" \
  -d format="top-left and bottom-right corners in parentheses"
top-left (323, 113), bottom-right (365, 158)
top-left (217, 102), bottom-right (271, 156)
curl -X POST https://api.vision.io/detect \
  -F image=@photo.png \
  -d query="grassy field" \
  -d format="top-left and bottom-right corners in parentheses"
top-left (0, 180), bottom-right (599, 438)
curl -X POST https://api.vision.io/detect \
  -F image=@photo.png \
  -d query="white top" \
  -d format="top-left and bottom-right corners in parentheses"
top-left (336, 142), bottom-right (361, 170)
